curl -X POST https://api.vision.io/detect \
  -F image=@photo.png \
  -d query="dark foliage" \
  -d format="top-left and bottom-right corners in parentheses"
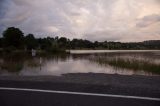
top-left (2, 27), bottom-right (24, 49)
top-left (0, 27), bottom-right (160, 52)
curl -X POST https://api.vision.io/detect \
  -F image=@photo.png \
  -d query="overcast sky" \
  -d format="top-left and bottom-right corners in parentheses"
top-left (0, 0), bottom-right (160, 42)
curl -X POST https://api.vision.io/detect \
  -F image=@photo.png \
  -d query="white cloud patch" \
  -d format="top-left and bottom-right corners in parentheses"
top-left (0, 0), bottom-right (160, 42)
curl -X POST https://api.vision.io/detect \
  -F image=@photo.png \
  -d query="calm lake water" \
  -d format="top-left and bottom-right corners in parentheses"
top-left (0, 50), bottom-right (160, 76)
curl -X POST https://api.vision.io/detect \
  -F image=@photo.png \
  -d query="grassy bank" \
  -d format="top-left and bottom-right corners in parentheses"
top-left (90, 57), bottom-right (160, 74)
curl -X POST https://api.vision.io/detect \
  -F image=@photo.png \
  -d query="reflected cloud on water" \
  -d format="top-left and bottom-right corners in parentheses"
top-left (0, 51), bottom-right (160, 76)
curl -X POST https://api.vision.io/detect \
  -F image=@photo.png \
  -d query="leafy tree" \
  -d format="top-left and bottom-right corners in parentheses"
top-left (1, 27), bottom-right (160, 51)
top-left (58, 37), bottom-right (67, 48)
top-left (0, 38), bottom-right (3, 48)
top-left (2, 27), bottom-right (24, 49)
top-left (24, 34), bottom-right (38, 50)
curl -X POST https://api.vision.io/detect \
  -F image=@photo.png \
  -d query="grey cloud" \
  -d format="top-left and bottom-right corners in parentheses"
top-left (12, 0), bottom-right (33, 6)
top-left (136, 14), bottom-right (160, 27)
top-left (0, 0), bottom-right (160, 41)
top-left (84, 30), bottom-right (125, 42)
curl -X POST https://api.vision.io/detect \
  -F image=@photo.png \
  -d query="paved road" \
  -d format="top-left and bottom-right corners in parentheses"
top-left (0, 80), bottom-right (160, 106)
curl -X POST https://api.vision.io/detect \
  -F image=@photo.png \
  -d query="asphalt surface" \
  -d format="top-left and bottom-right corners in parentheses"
top-left (0, 78), bottom-right (160, 106)
top-left (0, 89), bottom-right (160, 106)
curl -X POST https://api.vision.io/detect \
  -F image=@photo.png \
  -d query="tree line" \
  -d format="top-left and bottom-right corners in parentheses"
top-left (0, 27), bottom-right (160, 52)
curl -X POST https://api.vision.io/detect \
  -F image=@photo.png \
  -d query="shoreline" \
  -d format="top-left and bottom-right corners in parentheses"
top-left (69, 50), bottom-right (160, 54)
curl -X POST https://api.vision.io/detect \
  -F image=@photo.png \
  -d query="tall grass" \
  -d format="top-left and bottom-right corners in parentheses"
top-left (90, 57), bottom-right (160, 74)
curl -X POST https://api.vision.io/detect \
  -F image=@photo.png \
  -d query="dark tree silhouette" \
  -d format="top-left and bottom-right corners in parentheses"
top-left (1, 27), bottom-right (160, 51)
top-left (25, 34), bottom-right (38, 50)
top-left (3, 27), bottom-right (24, 49)
top-left (58, 37), bottom-right (67, 48)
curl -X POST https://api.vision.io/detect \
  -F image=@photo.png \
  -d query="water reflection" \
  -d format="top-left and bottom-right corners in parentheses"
top-left (0, 53), bottom-right (25, 73)
top-left (0, 51), bottom-right (160, 76)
